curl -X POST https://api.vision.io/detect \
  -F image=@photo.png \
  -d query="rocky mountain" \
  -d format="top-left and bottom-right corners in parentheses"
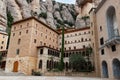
top-left (0, 0), bottom-right (77, 30)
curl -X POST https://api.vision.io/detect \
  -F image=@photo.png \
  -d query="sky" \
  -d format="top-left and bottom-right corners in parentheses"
top-left (43, 0), bottom-right (76, 4)
top-left (55, 0), bottom-right (76, 4)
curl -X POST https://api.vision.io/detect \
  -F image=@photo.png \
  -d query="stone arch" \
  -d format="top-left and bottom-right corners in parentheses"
top-left (102, 61), bottom-right (109, 78)
top-left (13, 61), bottom-right (19, 72)
top-left (106, 6), bottom-right (118, 38)
top-left (112, 58), bottom-right (120, 79)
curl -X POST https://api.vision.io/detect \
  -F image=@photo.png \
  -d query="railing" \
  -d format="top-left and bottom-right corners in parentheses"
top-left (105, 29), bottom-right (120, 47)
top-left (100, 29), bottom-right (120, 48)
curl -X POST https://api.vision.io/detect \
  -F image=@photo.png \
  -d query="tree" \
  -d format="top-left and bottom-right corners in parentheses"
top-left (58, 25), bottom-right (64, 71)
top-left (81, 16), bottom-right (90, 26)
top-left (85, 47), bottom-right (93, 61)
top-left (0, 52), bottom-right (3, 68)
top-left (69, 54), bottom-right (87, 72)
top-left (6, 11), bottom-right (14, 49)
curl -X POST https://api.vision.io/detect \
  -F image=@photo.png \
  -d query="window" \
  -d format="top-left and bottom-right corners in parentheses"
top-left (16, 49), bottom-right (20, 55)
top-left (39, 60), bottom-right (42, 69)
top-left (65, 41), bottom-right (67, 44)
top-left (26, 30), bottom-right (28, 33)
top-left (1, 41), bottom-right (4, 44)
top-left (60, 43), bottom-right (61, 45)
top-left (74, 46), bottom-right (76, 49)
top-left (89, 39), bottom-right (91, 41)
top-left (13, 33), bottom-right (15, 36)
top-left (92, 31), bottom-right (93, 35)
top-left (27, 23), bottom-right (29, 26)
top-left (81, 38), bottom-right (84, 42)
top-left (100, 26), bottom-right (102, 31)
top-left (35, 31), bottom-right (37, 34)
top-left (40, 41), bottom-right (42, 45)
top-left (101, 49), bottom-right (104, 55)
top-left (1, 46), bottom-right (3, 49)
top-left (36, 24), bottom-right (38, 27)
top-left (18, 39), bottom-right (21, 45)
top-left (69, 47), bottom-right (71, 50)
top-left (34, 39), bottom-right (36, 43)
top-left (67, 35), bottom-right (69, 37)
top-left (44, 43), bottom-right (46, 46)
top-left (111, 45), bottom-right (116, 52)
top-left (100, 37), bottom-right (104, 45)
top-left (64, 48), bottom-right (66, 51)
top-left (19, 32), bottom-right (21, 35)
top-left (3, 35), bottom-right (5, 38)
top-left (83, 45), bottom-right (85, 48)
top-left (75, 40), bottom-right (77, 43)
top-left (40, 49), bottom-right (43, 54)
top-left (20, 25), bottom-right (22, 28)
top-left (14, 27), bottom-right (16, 30)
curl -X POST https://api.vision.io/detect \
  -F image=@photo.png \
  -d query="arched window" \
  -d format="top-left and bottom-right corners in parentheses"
top-left (106, 6), bottom-right (118, 38)
top-left (102, 61), bottom-right (109, 78)
top-left (39, 60), bottom-right (42, 69)
top-left (112, 59), bottom-right (120, 79)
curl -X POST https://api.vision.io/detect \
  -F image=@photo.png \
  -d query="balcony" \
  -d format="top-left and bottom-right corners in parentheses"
top-left (104, 29), bottom-right (120, 48)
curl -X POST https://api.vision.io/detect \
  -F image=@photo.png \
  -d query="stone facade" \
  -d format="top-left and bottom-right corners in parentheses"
top-left (5, 17), bottom-right (59, 75)
top-left (95, 0), bottom-right (120, 79)
top-left (0, 31), bottom-right (8, 51)
top-left (5, 17), bottom-right (98, 76)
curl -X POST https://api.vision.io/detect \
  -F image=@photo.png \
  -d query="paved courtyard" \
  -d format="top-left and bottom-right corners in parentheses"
top-left (0, 76), bottom-right (112, 80)
top-left (0, 70), bottom-right (114, 80)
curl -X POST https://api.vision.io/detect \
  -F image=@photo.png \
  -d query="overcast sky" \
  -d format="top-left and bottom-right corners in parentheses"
top-left (55, 0), bottom-right (76, 4)
top-left (43, 0), bottom-right (76, 4)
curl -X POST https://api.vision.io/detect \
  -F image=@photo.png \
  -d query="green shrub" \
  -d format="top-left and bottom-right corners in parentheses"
top-left (64, 20), bottom-right (73, 27)
top-left (52, 69), bottom-right (61, 72)
top-left (56, 24), bottom-right (61, 29)
top-left (57, 19), bottom-right (63, 25)
top-left (55, 8), bottom-right (60, 11)
top-left (32, 70), bottom-right (42, 76)
top-left (26, 0), bottom-right (33, 3)
top-left (39, 12), bottom-right (47, 19)
top-left (52, 0), bottom-right (56, 5)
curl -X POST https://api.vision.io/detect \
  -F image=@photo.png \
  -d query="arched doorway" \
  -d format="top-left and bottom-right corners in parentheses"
top-left (112, 59), bottom-right (120, 79)
top-left (106, 6), bottom-right (118, 38)
top-left (13, 61), bottom-right (19, 72)
top-left (102, 61), bottom-right (109, 78)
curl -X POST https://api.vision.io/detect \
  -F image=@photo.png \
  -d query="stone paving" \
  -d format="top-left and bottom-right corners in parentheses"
top-left (0, 76), bottom-right (114, 80)
top-left (0, 70), bottom-right (115, 80)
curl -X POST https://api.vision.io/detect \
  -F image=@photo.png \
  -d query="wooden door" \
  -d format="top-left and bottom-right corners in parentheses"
top-left (13, 61), bottom-right (18, 72)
